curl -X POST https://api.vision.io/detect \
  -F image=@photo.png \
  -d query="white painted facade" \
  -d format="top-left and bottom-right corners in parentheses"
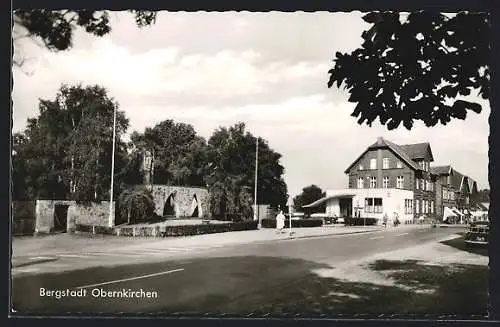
top-left (325, 188), bottom-right (415, 225)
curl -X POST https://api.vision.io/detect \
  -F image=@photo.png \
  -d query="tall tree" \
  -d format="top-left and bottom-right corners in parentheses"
top-left (293, 185), bottom-right (326, 214)
top-left (328, 11), bottom-right (489, 130)
top-left (12, 84), bottom-right (130, 202)
top-left (12, 10), bottom-right (157, 68)
top-left (205, 122), bottom-right (288, 220)
top-left (129, 120), bottom-right (208, 187)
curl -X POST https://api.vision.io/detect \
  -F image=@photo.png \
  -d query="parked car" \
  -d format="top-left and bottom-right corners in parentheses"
top-left (464, 221), bottom-right (489, 246)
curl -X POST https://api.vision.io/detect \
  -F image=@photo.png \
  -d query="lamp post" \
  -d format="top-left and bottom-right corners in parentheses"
top-left (108, 105), bottom-right (117, 228)
top-left (287, 196), bottom-right (293, 236)
top-left (254, 137), bottom-right (260, 229)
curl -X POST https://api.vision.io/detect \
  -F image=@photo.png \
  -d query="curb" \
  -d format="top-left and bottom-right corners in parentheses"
top-left (12, 257), bottom-right (58, 268)
top-left (286, 229), bottom-right (385, 241)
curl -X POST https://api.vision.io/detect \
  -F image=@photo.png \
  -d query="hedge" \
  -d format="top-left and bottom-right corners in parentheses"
top-left (261, 218), bottom-right (323, 228)
top-left (74, 224), bottom-right (117, 235)
top-left (159, 221), bottom-right (258, 237)
top-left (344, 217), bottom-right (378, 226)
top-left (75, 220), bottom-right (259, 237)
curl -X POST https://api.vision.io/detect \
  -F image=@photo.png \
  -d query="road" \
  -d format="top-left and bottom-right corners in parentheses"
top-left (11, 226), bottom-right (463, 315)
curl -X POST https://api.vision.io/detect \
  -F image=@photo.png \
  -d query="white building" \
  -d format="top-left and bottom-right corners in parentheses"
top-left (303, 188), bottom-right (415, 225)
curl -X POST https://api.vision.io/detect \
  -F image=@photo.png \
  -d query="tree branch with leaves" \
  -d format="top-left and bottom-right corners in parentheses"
top-left (328, 11), bottom-right (489, 130)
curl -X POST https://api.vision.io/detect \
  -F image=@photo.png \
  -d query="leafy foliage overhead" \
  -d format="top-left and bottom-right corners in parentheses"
top-left (12, 9), bottom-right (157, 67)
top-left (328, 11), bottom-right (489, 130)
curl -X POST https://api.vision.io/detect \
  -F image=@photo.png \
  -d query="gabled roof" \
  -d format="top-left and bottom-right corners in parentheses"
top-left (450, 169), bottom-right (468, 192)
top-left (344, 137), bottom-right (423, 173)
top-left (430, 165), bottom-right (452, 176)
top-left (399, 142), bottom-right (434, 161)
top-left (468, 178), bottom-right (478, 193)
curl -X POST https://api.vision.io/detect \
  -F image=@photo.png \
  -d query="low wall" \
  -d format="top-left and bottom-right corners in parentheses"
top-left (12, 201), bottom-right (36, 236)
top-left (35, 200), bottom-right (115, 233)
top-left (35, 200), bottom-right (75, 233)
top-left (69, 201), bottom-right (115, 229)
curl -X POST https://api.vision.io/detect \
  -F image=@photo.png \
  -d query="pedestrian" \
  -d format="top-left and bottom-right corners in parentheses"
top-left (383, 213), bottom-right (388, 227)
top-left (276, 210), bottom-right (286, 234)
top-left (393, 212), bottom-right (400, 227)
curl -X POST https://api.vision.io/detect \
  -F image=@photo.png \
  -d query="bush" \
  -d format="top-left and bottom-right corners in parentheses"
top-left (260, 218), bottom-right (323, 228)
top-left (344, 217), bottom-right (378, 226)
top-left (117, 186), bottom-right (156, 224)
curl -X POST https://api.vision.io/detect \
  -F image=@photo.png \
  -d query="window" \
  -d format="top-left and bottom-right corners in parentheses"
top-left (357, 177), bottom-right (364, 188)
top-left (383, 176), bottom-right (389, 188)
top-left (359, 165), bottom-right (364, 171)
top-left (374, 198), bottom-right (383, 213)
top-left (365, 198), bottom-right (373, 213)
top-left (396, 161), bottom-right (403, 168)
top-left (416, 179), bottom-right (419, 190)
top-left (369, 177), bottom-right (377, 188)
top-left (431, 201), bottom-right (434, 214)
top-left (396, 176), bottom-right (404, 189)
top-left (420, 179), bottom-right (425, 190)
top-left (415, 199), bottom-right (420, 214)
top-left (365, 198), bottom-right (383, 213)
top-left (370, 158), bottom-right (377, 170)
top-left (383, 158), bottom-right (389, 169)
top-left (426, 181), bottom-right (431, 191)
top-left (405, 199), bottom-right (413, 214)
top-left (425, 200), bottom-right (429, 213)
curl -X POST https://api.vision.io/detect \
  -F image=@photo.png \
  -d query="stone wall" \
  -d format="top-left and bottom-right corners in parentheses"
top-left (35, 200), bottom-right (75, 233)
top-left (12, 201), bottom-right (36, 236)
top-left (151, 185), bottom-right (209, 218)
top-left (35, 200), bottom-right (115, 233)
top-left (69, 201), bottom-right (115, 228)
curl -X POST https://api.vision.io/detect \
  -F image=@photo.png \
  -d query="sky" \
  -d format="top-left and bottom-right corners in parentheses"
top-left (12, 11), bottom-right (490, 198)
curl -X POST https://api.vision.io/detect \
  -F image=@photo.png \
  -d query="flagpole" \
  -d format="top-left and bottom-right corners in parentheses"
top-left (254, 137), bottom-right (260, 229)
top-left (108, 105), bottom-right (117, 227)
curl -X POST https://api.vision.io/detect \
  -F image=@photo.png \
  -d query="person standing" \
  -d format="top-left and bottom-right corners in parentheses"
top-left (276, 210), bottom-right (286, 234)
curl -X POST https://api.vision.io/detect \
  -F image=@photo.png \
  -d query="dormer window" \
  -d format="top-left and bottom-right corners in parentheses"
top-left (370, 158), bottom-right (377, 170)
top-left (396, 161), bottom-right (403, 168)
top-left (359, 165), bottom-right (364, 171)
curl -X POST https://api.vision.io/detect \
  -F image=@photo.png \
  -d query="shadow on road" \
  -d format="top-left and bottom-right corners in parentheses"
top-left (11, 256), bottom-right (488, 318)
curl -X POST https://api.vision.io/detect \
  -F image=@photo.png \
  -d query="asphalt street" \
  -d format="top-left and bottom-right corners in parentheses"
top-left (11, 226), bottom-right (463, 315)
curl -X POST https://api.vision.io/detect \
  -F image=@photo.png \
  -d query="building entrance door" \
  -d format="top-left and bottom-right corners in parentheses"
top-left (53, 204), bottom-right (68, 233)
top-left (339, 198), bottom-right (353, 218)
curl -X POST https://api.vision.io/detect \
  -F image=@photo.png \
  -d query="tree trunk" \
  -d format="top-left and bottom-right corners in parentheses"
top-left (127, 201), bottom-right (131, 224)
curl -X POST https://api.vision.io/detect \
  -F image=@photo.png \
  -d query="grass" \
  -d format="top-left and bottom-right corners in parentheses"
top-left (440, 236), bottom-right (488, 257)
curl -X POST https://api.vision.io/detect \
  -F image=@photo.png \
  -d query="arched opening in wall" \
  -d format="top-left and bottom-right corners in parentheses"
top-left (163, 193), bottom-right (176, 217)
top-left (190, 194), bottom-right (203, 218)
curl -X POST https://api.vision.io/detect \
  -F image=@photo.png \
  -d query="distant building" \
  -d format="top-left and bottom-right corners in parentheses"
top-left (303, 137), bottom-right (482, 225)
top-left (344, 137), bottom-right (436, 221)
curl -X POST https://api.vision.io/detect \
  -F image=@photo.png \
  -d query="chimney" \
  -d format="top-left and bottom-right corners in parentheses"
top-left (377, 137), bottom-right (384, 145)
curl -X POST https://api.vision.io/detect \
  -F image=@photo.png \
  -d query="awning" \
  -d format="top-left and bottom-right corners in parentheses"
top-left (302, 194), bottom-right (356, 208)
top-left (443, 207), bottom-right (459, 221)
